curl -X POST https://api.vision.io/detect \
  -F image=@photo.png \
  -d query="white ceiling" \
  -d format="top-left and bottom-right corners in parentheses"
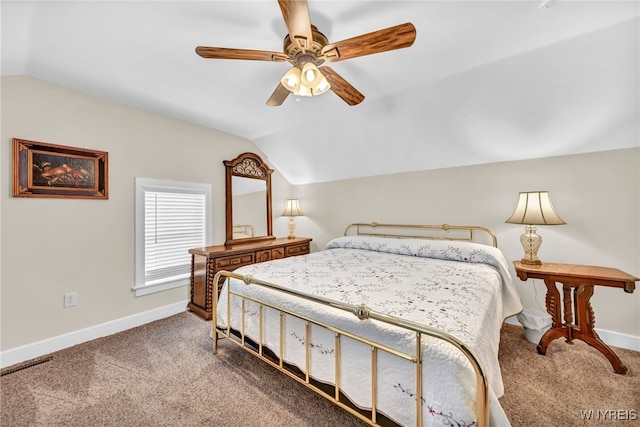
top-left (2, 1), bottom-right (638, 184)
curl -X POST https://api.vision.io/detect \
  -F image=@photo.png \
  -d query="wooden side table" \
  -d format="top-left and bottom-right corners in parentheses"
top-left (514, 261), bottom-right (638, 374)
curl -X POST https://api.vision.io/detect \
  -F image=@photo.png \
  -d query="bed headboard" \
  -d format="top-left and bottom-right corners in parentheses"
top-left (344, 222), bottom-right (498, 247)
top-left (232, 224), bottom-right (255, 239)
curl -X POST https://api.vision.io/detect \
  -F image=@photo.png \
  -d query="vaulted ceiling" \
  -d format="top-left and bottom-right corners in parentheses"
top-left (2, 1), bottom-right (638, 184)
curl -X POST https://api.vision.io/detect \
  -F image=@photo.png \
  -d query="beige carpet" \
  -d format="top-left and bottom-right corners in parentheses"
top-left (498, 322), bottom-right (640, 426)
top-left (2, 312), bottom-right (639, 426)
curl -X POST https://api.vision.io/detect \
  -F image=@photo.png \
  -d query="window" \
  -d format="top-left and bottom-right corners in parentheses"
top-left (134, 177), bottom-right (212, 297)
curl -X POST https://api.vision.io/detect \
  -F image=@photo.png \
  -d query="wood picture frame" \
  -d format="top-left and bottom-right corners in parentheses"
top-left (13, 138), bottom-right (109, 199)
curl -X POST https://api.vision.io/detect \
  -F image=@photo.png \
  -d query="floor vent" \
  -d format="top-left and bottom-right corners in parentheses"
top-left (1, 356), bottom-right (53, 377)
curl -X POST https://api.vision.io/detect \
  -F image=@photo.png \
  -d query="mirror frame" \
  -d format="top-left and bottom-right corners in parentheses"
top-left (224, 152), bottom-right (275, 246)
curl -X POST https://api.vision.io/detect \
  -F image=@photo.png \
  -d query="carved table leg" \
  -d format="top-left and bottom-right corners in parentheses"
top-left (562, 285), bottom-right (575, 344)
top-left (573, 285), bottom-right (627, 374)
top-left (537, 279), bottom-right (565, 355)
top-left (544, 279), bottom-right (562, 328)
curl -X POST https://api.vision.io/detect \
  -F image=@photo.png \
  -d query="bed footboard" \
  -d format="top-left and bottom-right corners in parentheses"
top-left (212, 270), bottom-right (490, 427)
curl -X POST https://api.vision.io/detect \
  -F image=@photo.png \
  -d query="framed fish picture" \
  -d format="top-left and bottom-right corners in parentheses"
top-left (13, 138), bottom-right (108, 199)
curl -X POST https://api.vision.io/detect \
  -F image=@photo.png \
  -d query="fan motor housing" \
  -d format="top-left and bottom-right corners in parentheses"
top-left (283, 25), bottom-right (329, 65)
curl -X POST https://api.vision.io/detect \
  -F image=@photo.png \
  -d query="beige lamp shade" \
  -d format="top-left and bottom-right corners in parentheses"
top-left (281, 199), bottom-right (304, 217)
top-left (282, 199), bottom-right (303, 239)
top-left (505, 191), bottom-right (566, 225)
top-left (506, 191), bottom-right (565, 265)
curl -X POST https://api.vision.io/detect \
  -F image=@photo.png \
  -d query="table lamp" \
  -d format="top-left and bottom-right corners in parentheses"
top-left (281, 199), bottom-right (303, 239)
top-left (505, 191), bottom-right (565, 265)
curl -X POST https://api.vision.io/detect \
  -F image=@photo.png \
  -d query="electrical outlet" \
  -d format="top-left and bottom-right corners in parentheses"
top-left (64, 292), bottom-right (77, 308)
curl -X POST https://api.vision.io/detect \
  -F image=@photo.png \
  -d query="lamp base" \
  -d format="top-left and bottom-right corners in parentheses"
top-left (287, 217), bottom-right (296, 239)
top-left (520, 225), bottom-right (543, 265)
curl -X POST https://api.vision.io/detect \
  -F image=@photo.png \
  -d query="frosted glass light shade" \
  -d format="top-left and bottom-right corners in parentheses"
top-left (298, 83), bottom-right (312, 97)
top-left (281, 67), bottom-right (301, 92)
top-left (314, 75), bottom-right (331, 95)
top-left (301, 62), bottom-right (322, 87)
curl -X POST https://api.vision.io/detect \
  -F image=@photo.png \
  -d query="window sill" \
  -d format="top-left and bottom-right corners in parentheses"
top-left (132, 279), bottom-right (188, 297)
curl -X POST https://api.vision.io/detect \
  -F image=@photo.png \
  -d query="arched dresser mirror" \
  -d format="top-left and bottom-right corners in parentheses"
top-left (188, 152), bottom-right (310, 319)
top-left (224, 152), bottom-right (275, 246)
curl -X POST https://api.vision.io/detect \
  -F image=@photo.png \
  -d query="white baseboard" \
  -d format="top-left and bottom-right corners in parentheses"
top-left (504, 315), bottom-right (640, 352)
top-left (3, 307), bottom-right (635, 370)
top-left (0, 300), bottom-right (189, 369)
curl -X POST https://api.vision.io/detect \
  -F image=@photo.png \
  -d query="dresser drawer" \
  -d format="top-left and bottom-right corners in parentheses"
top-left (285, 242), bottom-right (310, 257)
top-left (256, 247), bottom-right (286, 263)
top-left (271, 247), bottom-right (285, 259)
top-left (215, 253), bottom-right (255, 270)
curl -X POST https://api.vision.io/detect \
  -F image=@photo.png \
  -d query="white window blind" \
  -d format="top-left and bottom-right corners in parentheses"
top-left (134, 178), bottom-right (212, 296)
top-left (144, 190), bottom-right (205, 285)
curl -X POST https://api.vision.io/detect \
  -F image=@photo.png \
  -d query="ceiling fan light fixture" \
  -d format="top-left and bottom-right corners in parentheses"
top-left (281, 62), bottom-right (330, 97)
top-left (281, 66), bottom-right (301, 92)
top-left (301, 62), bottom-right (322, 87)
top-left (297, 83), bottom-right (313, 97)
top-left (313, 75), bottom-right (331, 95)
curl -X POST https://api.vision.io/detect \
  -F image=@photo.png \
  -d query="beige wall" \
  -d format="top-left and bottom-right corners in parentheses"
top-left (2, 76), bottom-right (638, 354)
top-left (292, 148), bottom-right (640, 337)
top-left (0, 76), bottom-right (292, 350)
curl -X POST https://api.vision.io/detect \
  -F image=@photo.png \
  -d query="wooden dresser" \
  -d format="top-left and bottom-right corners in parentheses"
top-left (188, 237), bottom-right (312, 320)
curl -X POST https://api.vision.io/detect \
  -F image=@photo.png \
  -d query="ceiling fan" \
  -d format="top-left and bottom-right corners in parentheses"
top-left (195, 0), bottom-right (416, 106)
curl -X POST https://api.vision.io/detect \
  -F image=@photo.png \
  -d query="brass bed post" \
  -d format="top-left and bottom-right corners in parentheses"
top-left (305, 321), bottom-right (311, 383)
top-left (227, 279), bottom-right (231, 347)
top-left (241, 298), bottom-right (246, 345)
top-left (279, 312), bottom-right (284, 369)
top-left (259, 304), bottom-right (264, 356)
top-left (371, 346), bottom-right (378, 425)
top-left (416, 332), bottom-right (422, 427)
top-left (335, 333), bottom-right (341, 402)
top-left (212, 270), bottom-right (220, 354)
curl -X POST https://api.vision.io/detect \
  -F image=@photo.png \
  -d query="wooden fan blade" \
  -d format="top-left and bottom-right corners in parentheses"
top-left (195, 46), bottom-right (289, 62)
top-left (266, 83), bottom-right (291, 106)
top-left (321, 22), bottom-right (416, 62)
top-left (319, 66), bottom-right (364, 106)
top-left (278, 0), bottom-right (313, 52)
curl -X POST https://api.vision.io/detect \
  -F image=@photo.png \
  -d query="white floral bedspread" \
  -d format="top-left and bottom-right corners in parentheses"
top-left (217, 236), bottom-right (522, 426)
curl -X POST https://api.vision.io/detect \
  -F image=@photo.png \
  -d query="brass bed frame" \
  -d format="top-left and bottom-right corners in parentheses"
top-left (212, 223), bottom-right (499, 427)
